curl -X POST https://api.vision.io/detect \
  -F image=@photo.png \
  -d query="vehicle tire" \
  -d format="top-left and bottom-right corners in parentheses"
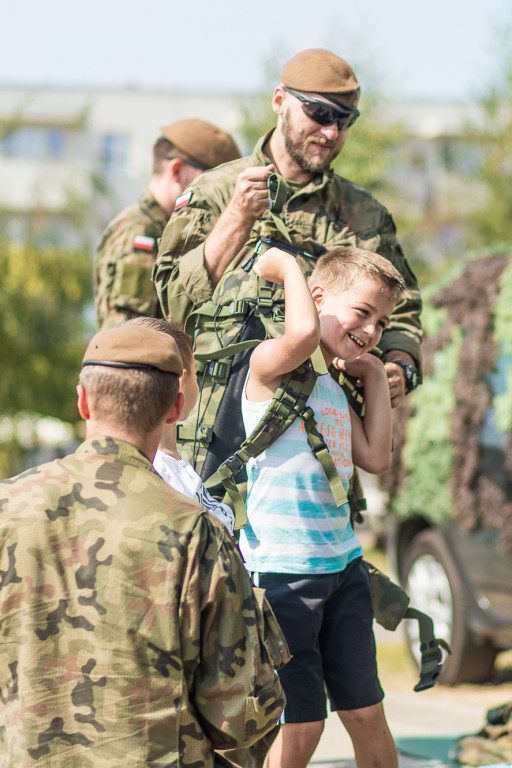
top-left (401, 529), bottom-right (497, 685)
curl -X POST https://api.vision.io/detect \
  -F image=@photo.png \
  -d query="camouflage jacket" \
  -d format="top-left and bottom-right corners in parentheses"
top-left (154, 130), bottom-right (422, 369)
top-left (94, 188), bottom-right (168, 329)
top-left (0, 436), bottom-right (287, 767)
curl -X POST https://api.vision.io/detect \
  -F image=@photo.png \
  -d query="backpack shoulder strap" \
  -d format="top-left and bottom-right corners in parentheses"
top-left (205, 348), bottom-right (349, 529)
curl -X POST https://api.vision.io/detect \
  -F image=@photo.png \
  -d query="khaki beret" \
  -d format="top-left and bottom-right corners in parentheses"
top-left (281, 48), bottom-right (360, 108)
top-left (160, 118), bottom-right (240, 170)
top-left (82, 326), bottom-right (183, 376)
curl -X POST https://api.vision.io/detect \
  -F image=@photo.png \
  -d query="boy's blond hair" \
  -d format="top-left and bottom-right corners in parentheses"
top-left (309, 246), bottom-right (405, 303)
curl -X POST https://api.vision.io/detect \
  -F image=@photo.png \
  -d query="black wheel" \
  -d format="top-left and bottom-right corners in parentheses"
top-left (401, 529), bottom-right (497, 685)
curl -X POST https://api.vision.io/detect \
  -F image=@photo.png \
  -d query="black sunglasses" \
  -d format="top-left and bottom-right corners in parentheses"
top-left (283, 86), bottom-right (359, 131)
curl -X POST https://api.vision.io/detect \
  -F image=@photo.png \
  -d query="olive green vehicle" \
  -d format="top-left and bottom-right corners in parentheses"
top-left (381, 248), bottom-right (512, 685)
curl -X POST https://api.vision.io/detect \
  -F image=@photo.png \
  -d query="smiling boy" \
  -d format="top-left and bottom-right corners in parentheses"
top-left (240, 245), bottom-right (405, 768)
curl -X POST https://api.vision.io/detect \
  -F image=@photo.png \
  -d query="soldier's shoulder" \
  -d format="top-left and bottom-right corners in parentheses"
top-left (96, 200), bottom-right (159, 258)
top-left (329, 170), bottom-right (389, 212)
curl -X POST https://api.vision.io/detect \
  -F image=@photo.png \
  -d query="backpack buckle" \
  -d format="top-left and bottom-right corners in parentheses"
top-left (207, 360), bottom-right (229, 381)
top-left (224, 454), bottom-right (245, 475)
top-left (195, 425), bottom-right (213, 443)
top-left (300, 406), bottom-right (315, 422)
top-left (229, 299), bottom-right (249, 315)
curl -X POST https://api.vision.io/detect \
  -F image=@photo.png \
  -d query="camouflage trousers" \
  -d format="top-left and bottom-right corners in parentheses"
top-left (221, 723), bottom-right (280, 767)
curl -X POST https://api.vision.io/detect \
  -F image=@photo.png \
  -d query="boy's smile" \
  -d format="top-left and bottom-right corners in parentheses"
top-left (311, 278), bottom-right (395, 367)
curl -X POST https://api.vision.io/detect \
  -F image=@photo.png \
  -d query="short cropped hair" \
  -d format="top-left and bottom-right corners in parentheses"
top-left (78, 366), bottom-right (179, 435)
top-left (128, 317), bottom-right (194, 371)
top-left (308, 246), bottom-right (405, 303)
top-left (152, 137), bottom-right (184, 175)
top-left (79, 315), bottom-right (184, 434)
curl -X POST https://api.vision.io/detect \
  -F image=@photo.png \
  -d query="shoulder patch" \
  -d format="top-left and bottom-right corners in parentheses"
top-left (133, 235), bottom-right (156, 251)
top-left (174, 190), bottom-right (192, 211)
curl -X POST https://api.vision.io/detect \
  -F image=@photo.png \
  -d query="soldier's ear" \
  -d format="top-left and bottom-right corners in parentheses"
top-left (167, 157), bottom-right (182, 183)
top-left (76, 385), bottom-right (90, 420)
top-left (272, 86), bottom-right (286, 117)
top-left (165, 391), bottom-right (184, 425)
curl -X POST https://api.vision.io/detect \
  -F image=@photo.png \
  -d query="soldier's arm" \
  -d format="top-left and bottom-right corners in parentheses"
top-left (153, 165), bottom-right (272, 327)
top-left (191, 521), bottom-right (286, 750)
top-left (94, 230), bottom-right (160, 329)
top-left (203, 165), bottom-right (273, 285)
top-left (376, 213), bottom-right (423, 372)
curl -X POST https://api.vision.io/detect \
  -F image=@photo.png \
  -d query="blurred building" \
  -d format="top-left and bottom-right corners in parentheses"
top-left (0, 86), bottom-right (244, 249)
top-left (0, 84), bottom-right (484, 252)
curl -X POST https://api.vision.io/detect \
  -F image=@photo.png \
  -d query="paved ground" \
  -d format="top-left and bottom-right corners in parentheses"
top-left (307, 688), bottom-right (485, 767)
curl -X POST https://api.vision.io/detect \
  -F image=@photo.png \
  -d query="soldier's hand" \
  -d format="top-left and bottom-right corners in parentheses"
top-left (384, 361), bottom-right (406, 408)
top-left (228, 165), bottom-right (274, 223)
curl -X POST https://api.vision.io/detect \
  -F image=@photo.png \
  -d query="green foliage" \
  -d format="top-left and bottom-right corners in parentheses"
top-left (493, 259), bottom-right (512, 431)
top-left (0, 240), bottom-right (93, 424)
top-left (332, 93), bottom-right (407, 196)
top-left (391, 325), bottom-right (462, 523)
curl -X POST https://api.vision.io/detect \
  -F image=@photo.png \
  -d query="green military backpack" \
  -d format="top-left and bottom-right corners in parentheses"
top-left (202, 345), bottom-right (450, 692)
top-left (177, 173), bottom-right (449, 691)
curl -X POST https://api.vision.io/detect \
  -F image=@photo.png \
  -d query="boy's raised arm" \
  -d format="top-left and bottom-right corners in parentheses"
top-left (341, 354), bottom-right (393, 475)
top-left (247, 247), bottom-right (320, 399)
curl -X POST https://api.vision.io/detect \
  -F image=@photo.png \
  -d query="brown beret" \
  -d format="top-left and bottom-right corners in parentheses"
top-left (82, 326), bottom-right (183, 376)
top-left (281, 49), bottom-right (360, 108)
top-left (160, 118), bottom-right (240, 170)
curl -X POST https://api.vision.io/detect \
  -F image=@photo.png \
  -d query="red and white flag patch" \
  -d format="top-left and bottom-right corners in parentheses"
top-left (133, 235), bottom-right (156, 251)
top-left (174, 190), bottom-right (192, 211)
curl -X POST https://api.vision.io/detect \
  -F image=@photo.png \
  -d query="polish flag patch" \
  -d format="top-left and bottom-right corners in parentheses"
top-left (133, 235), bottom-right (155, 251)
top-left (174, 190), bottom-right (192, 211)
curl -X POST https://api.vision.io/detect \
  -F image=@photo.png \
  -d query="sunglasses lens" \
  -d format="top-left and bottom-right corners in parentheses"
top-left (301, 100), bottom-right (357, 130)
top-left (301, 102), bottom-right (335, 126)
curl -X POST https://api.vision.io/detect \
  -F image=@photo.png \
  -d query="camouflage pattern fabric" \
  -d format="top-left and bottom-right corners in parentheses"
top-left (453, 701), bottom-right (512, 765)
top-left (153, 129), bottom-right (422, 369)
top-left (0, 436), bottom-right (287, 767)
top-left (94, 188), bottom-right (168, 329)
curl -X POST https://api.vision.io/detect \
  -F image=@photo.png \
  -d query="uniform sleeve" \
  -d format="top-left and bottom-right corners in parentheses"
top-left (375, 213), bottom-right (423, 375)
top-left (185, 519), bottom-right (287, 751)
top-left (94, 221), bottom-right (160, 329)
top-left (153, 202), bottom-right (218, 328)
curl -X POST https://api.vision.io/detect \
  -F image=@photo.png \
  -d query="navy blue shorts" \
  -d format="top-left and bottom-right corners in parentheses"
top-left (255, 558), bottom-right (384, 723)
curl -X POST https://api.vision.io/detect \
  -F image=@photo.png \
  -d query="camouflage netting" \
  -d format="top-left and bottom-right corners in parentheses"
top-left (380, 249), bottom-right (512, 552)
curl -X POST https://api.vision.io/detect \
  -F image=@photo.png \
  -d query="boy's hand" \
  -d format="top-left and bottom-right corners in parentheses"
top-left (254, 247), bottom-right (296, 284)
top-left (335, 354), bottom-right (386, 388)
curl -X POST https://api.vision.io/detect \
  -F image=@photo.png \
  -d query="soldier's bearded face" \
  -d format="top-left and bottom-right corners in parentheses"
top-left (280, 101), bottom-right (347, 174)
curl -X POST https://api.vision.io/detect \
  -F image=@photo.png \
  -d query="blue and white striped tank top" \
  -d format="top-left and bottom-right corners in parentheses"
top-left (239, 372), bottom-right (363, 574)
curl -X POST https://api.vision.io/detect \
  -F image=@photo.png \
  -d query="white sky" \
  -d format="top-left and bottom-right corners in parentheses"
top-left (2, 0), bottom-right (512, 101)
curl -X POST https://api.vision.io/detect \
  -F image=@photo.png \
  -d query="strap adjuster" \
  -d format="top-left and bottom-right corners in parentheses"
top-left (223, 454), bottom-right (245, 475)
top-left (300, 406), bottom-right (315, 422)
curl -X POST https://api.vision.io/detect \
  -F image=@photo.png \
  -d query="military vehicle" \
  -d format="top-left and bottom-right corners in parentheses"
top-left (381, 248), bottom-right (512, 685)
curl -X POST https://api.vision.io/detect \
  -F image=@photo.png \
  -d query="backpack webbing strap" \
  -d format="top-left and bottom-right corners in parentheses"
top-left (364, 560), bottom-right (450, 692)
top-left (267, 173), bottom-right (292, 244)
top-left (205, 353), bottom-right (349, 529)
top-left (405, 607), bottom-right (451, 692)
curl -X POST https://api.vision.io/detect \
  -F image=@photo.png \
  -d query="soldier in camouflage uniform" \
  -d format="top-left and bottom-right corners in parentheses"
top-left (94, 119), bottom-right (240, 329)
top-left (154, 49), bottom-right (422, 408)
top-left (0, 322), bottom-right (287, 767)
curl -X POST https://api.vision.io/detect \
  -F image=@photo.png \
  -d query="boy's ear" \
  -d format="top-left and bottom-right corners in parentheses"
top-left (310, 283), bottom-right (326, 310)
top-left (165, 391), bottom-right (184, 425)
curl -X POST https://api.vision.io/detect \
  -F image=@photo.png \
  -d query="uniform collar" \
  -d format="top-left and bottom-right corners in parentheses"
top-left (77, 435), bottom-right (154, 471)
